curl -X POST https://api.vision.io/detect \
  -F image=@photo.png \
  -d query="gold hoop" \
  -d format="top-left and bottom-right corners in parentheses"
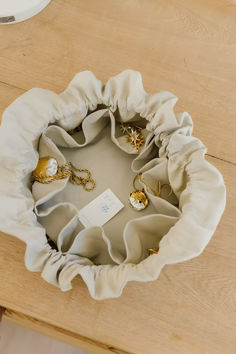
top-left (133, 173), bottom-right (173, 199)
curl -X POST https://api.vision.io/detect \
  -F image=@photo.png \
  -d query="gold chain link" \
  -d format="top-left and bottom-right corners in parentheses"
top-left (32, 161), bottom-right (96, 191)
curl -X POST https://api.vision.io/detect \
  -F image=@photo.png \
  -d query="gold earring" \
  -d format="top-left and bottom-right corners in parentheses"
top-left (148, 247), bottom-right (159, 255)
top-left (120, 123), bottom-right (145, 152)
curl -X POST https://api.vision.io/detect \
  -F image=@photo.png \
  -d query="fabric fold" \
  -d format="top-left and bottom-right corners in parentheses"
top-left (0, 70), bottom-right (226, 300)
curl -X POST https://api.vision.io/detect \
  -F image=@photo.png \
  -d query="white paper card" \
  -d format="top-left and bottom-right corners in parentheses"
top-left (78, 188), bottom-right (124, 228)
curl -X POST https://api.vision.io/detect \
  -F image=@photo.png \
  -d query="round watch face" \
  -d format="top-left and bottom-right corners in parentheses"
top-left (128, 190), bottom-right (148, 211)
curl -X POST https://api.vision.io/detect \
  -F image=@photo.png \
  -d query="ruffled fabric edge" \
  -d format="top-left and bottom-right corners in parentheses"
top-left (0, 70), bottom-right (226, 299)
top-left (32, 109), bottom-right (181, 266)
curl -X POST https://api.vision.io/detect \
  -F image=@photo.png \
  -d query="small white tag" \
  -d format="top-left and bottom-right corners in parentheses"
top-left (78, 188), bottom-right (124, 228)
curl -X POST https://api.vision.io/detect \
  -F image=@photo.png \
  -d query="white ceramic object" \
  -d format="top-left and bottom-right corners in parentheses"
top-left (0, 0), bottom-right (51, 24)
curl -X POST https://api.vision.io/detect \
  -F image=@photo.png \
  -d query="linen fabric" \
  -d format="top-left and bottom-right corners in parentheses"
top-left (0, 70), bottom-right (226, 300)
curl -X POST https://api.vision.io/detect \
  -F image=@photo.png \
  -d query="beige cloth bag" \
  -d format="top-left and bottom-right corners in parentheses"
top-left (0, 70), bottom-right (226, 300)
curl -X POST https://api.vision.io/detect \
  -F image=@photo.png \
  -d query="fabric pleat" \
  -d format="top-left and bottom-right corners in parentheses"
top-left (0, 70), bottom-right (226, 299)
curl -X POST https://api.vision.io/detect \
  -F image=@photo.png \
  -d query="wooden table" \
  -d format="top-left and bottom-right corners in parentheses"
top-left (0, 1), bottom-right (236, 353)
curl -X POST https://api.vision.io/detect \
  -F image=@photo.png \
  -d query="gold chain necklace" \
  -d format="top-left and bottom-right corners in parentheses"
top-left (32, 157), bottom-right (95, 191)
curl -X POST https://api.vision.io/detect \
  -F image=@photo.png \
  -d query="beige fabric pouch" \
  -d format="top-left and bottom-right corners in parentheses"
top-left (0, 70), bottom-right (226, 300)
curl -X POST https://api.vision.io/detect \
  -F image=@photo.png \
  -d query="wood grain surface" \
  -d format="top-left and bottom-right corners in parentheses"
top-left (0, 0), bottom-right (236, 163)
top-left (0, 0), bottom-right (235, 353)
top-left (0, 319), bottom-right (88, 354)
top-left (3, 310), bottom-right (127, 354)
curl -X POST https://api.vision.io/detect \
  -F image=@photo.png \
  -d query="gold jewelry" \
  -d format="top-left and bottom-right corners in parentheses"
top-left (128, 173), bottom-right (149, 211)
top-left (129, 173), bottom-right (173, 211)
top-left (120, 123), bottom-right (145, 152)
top-left (32, 157), bottom-right (96, 191)
top-left (148, 247), bottom-right (159, 255)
